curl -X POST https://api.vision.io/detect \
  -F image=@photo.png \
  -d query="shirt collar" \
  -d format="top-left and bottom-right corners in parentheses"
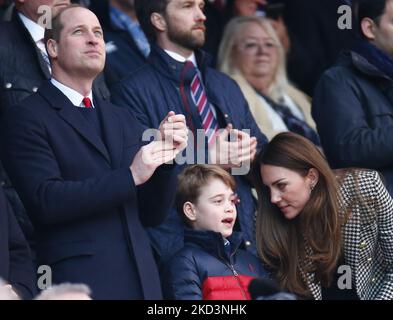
top-left (50, 78), bottom-right (94, 108)
top-left (18, 12), bottom-right (45, 43)
top-left (164, 50), bottom-right (198, 68)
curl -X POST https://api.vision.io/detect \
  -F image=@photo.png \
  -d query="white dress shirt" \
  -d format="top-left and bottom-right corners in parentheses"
top-left (51, 78), bottom-right (94, 108)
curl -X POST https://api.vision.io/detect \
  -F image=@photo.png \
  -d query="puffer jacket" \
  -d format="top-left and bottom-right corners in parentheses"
top-left (162, 229), bottom-right (268, 300)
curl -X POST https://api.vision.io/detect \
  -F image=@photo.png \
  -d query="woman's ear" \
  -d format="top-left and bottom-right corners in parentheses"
top-left (46, 39), bottom-right (58, 59)
top-left (151, 12), bottom-right (166, 32)
top-left (361, 17), bottom-right (377, 41)
top-left (183, 202), bottom-right (197, 222)
top-left (307, 168), bottom-right (319, 189)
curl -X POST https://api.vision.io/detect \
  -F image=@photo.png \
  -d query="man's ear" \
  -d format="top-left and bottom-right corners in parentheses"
top-left (46, 39), bottom-right (58, 59)
top-left (183, 202), bottom-right (197, 222)
top-left (361, 17), bottom-right (377, 41)
top-left (151, 12), bottom-right (166, 32)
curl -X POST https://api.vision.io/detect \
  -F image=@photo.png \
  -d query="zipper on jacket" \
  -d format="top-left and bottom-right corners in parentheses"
top-left (218, 243), bottom-right (248, 300)
top-left (229, 263), bottom-right (247, 300)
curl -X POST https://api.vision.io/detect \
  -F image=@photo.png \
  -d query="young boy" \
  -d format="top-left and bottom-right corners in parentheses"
top-left (163, 164), bottom-right (268, 300)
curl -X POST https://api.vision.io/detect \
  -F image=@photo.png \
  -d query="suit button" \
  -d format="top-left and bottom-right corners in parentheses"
top-left (370, 277), bottom-right (376, 283)
top-left (32, 87), bottom-right (38, 92)
top-left (1, 181), bottom-right (5, 187)
top-left (360, 241), bottom-right (367, 249)
top-left (5, 82), bottom-right (12, 89)
top-left (367, 257), bottom-right (372, 262)
top-left (224, 114), bottom-right (229, 118)
top-left (245, 241), bottom-right (251, 247)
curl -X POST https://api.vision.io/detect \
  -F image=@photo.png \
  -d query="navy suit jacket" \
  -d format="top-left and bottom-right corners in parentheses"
top-left (0, 81), bottom-right (176, 299)
top-left (0, 187), bottom-right (35, 299)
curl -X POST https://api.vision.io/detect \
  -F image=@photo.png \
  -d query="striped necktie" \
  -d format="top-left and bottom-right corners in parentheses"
top-left (185, 60), bottom-right (218, 145)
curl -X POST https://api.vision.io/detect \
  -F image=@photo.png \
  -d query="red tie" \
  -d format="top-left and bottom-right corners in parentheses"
top-left (82, 97), bottom-right (92, 108)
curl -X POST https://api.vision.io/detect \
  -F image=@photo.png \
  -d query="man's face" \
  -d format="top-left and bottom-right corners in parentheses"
top-left (50, 7), bottom-right (106, 80)
top-left (370, 0), bottom-right (393, 57)
top-left (163, 0), bottom-right (206, 51)
top-left (18, 0), bottom-right (70, 22)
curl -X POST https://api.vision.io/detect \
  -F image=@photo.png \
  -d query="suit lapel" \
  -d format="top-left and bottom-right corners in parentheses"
top-left (14, 10), bottom-right (51, 79)
top-left (96, 98), bottom-right (123, 169)
top-left (39, 81), bottom-right (111, 164)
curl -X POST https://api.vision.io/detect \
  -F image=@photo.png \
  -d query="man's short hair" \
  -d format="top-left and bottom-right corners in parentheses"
top-left (134, 0), bottom-right (171, 43)
top-left (44, 4), bottom-right (84, 45)
top-left (355, 0), bottom-right (391, 36)
top-left (34, 283), bottom-right (91, 300)
top-left (175, 165), bottom-right (236, 223)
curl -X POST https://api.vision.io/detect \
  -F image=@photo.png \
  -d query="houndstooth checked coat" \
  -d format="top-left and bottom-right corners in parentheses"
top-left (301, 170), bottom-right (393, 300)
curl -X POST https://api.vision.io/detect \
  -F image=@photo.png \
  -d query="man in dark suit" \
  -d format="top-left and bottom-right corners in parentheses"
top-left (0, 0), bottom-right (110, 254)
top-left (0, 187), bottom-right (35, 300)
top-left (0, 4), bottom-right (188, 299)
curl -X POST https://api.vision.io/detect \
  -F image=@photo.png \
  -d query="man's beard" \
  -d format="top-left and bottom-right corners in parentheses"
top-left (166, 22), bottom-right (205, 51)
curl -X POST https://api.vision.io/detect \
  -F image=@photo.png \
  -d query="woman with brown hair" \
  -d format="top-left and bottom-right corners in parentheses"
top-left (252, 132), bottom-right (393, 300)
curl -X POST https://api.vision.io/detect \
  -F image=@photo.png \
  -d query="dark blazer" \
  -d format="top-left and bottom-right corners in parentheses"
top-left (111, 45), bottom-right (268, 263)
top-left (0, 187), bottom-right (35, 299)
top-left (0, 81), bottom-right (177, 299)
top-left (0, 8), bottom-right (110, 249)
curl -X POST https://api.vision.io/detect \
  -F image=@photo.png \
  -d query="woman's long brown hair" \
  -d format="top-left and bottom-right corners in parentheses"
top-left (252, 132), bottom-right (346, 298)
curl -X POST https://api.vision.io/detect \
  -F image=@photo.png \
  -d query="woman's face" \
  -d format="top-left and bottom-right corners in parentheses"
top-left (260, 165), bottom-right (318, 220)
top-left (232, 22), bottom-right (279, 82)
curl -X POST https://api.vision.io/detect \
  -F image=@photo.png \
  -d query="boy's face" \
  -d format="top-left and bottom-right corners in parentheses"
top-left (190, 178), bottom-right (238, 238)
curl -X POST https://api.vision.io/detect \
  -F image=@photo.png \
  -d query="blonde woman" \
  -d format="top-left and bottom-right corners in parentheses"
top-left (218, 16), bottom-right (317, 143)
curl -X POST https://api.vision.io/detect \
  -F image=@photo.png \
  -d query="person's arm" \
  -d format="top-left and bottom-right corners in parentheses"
top-left (163, 253), bottom-right (203, 300)
top-left (368, 171), bottom-right (393, 300)
top-left (0, 105), bottom-right (138, 226)
top-left (313, 69), bottom-right (393, 168)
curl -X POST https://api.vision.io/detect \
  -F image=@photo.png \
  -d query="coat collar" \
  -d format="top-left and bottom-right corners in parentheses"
top-left (184, 228), bottom-right (244, 261)
top-left (147, 44), bottom-right (212, 84)
top-left (37, 81), bottom-right (122, 167)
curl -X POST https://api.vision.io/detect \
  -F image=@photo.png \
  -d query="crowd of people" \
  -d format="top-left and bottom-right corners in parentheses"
top-left (0, 0), bottom-right (392, 300)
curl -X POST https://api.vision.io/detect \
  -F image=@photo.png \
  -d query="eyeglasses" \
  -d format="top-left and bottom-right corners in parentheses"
top-left (236, 40), bottom-right (277, 54)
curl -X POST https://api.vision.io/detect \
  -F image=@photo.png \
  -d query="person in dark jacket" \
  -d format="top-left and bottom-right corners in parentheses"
top-left (0, 5), bottom-right (188, 299)
top-left (0, 186), bottom-right (35, 300)
top-left (313, 0), bottom-right (393, 196)
top-left (88, 0), bottom-right (148, 89)
top-left (111, 0), bottom-right (268, 265)
top-left (163, 164), bottom-right (267, 300)
top-left (0, 0), bottom-right (110, 254)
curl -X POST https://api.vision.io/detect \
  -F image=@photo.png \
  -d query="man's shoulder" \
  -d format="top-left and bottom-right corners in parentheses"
top-left (116, 63), bottom-right (157, 89)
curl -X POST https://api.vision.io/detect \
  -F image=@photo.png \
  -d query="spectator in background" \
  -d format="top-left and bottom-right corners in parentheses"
top-left (0, 187), bottom-right (35, 300)
top-left (35, 283), bottom-right (92, 300)
top-left (253, 132), bottom-right (393, 300)
top-left (112, 0), bottom-right (268, 265)
top-left (313, 0), bottom-right (393, 196)
top-left (219, 16), bottom-right (318, 143)
top-left (269, 0), bottom-right (355, 96)
top-left (89, 0), bottom-right (149, 88)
